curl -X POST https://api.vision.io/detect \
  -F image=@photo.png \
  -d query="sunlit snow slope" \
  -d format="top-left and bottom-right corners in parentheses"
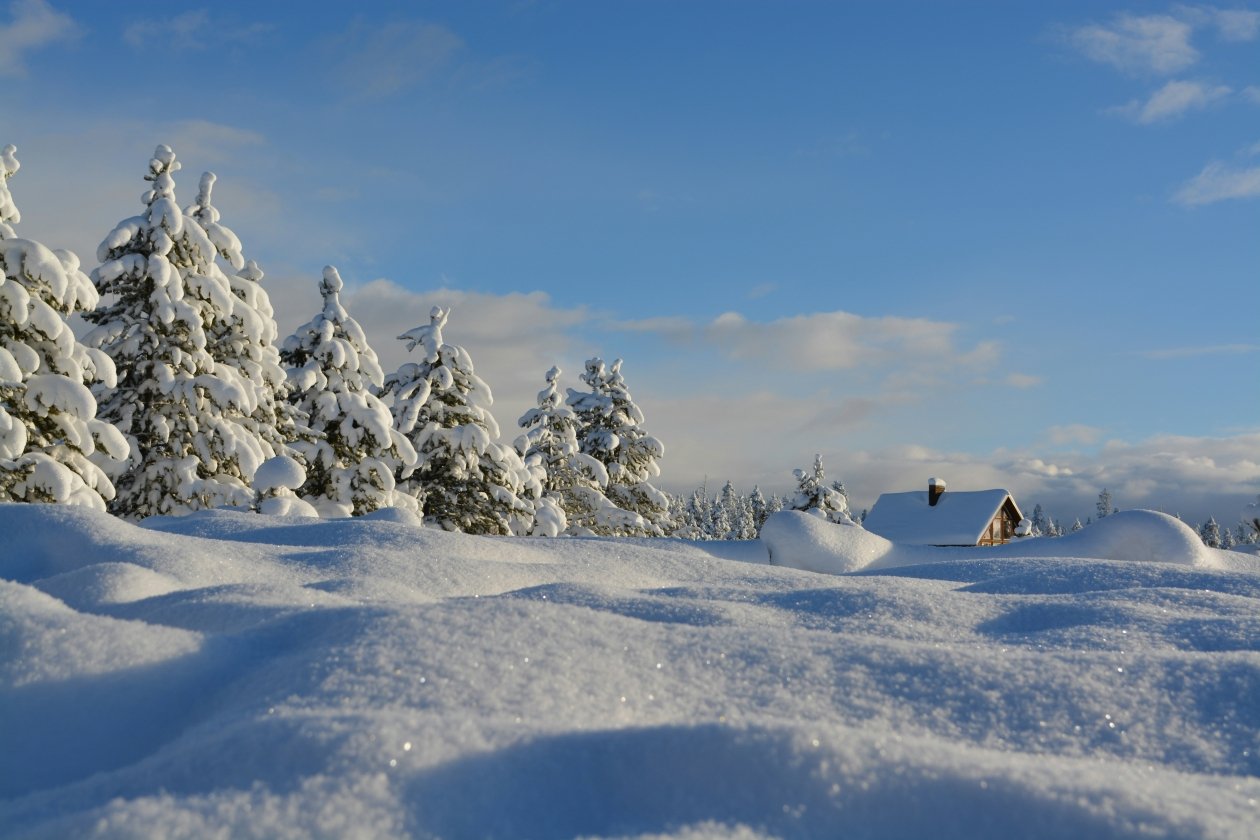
top-left (2, 504), bottom-right (1259, 839)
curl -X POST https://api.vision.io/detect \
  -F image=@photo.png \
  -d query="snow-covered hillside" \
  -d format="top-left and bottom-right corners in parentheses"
top-left (2, 504), bottom-right (1259, 838)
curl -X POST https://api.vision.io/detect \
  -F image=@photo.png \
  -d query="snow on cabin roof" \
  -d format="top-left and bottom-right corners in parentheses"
top-left (863, 488), bottom-right (1017, 546)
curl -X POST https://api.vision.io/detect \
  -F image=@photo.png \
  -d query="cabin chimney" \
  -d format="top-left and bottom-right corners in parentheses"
top-left (928, 477), bottom-right (946, 507)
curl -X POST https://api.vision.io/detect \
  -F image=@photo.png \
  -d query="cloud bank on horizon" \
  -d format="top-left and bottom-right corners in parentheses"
top-left (1, 0), bottom-right (1256, 523)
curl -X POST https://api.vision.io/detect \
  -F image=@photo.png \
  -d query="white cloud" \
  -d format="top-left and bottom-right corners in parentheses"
top-left (1175, 5), bottom-right (1260, 41)
top-left (1046, 424), bottom-right (1105, 446)
top-left (123, 9), bottom-right (271, 49)
top-left (1004, 373), bottom-right (1042, 389)
top-left (631, 309), bottom-right (998, 375)
top-left (328, 19), bottom-right (464, 98)
top-left (1174, 161), bottom-right (1260, 204)
top-left (1141, 343), bottom-right (1260, 359)
top-left (1068, 13), bottom-right (1199, 75)
top-left (124, 10), bottom-right (207, 48)
top-left (1110, 79), bottom-right (1232, 123)
top-left (162, 120), bottom-right (267, 163)
top-left (0, 0), bottom-right (77, 76)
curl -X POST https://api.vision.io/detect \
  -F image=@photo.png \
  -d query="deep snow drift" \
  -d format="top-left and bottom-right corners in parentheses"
top-left (2, 503), bottom-right (1259, 839)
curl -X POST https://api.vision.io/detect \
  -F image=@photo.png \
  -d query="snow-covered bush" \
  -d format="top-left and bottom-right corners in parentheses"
top-left (0, 144), bottom-right (129, 509)
top-left (566, 357), bottom-right (671, 536)
top-left (254, 454), bottom-right (318, 517)
top-left (280, 266), bottom-right (417, 517)
top-left (382, 305), bottom-right (537, 535)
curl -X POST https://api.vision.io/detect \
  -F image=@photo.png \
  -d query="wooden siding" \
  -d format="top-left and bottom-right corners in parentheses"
top-left (977, 498), bottom-right (1022, 546)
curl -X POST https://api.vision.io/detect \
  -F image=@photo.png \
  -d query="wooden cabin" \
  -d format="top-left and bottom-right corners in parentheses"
top-left (862, 478), bottom-right (1024, 547)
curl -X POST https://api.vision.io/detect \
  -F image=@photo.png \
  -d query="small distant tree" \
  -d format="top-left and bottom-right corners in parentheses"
top-left (749, 485), bottom-right (770, 532)
top-left (383, 305), bottom-right (537, 535)
top-left (719, 481), bottom-right (757, 540)
top-left (567, 357), bottom-right (671, 536)
top-left (281, 266), bottom-right (417, 516)
top-left (1198, 517), bottom-right (1222, 548)
top-left (1070, 518), bottom-right (1084, 532)
top-left (791, 454), bottom-right (855, 524)
top-left (0, 144), bottom-right (129, 508)
top-left (1245, 497), bottom-right (1260, 541)
top-left (1030, 503), bottom-right (1048, 537)
top-left (1096, 488), bottom-right (1114, 519)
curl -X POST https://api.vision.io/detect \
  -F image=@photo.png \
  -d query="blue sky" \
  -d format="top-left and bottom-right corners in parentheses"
top-left (3, 0), bottom-right (1258, 524)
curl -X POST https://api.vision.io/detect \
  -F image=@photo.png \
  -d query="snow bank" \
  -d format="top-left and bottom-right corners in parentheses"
top-left (763, 508), bottom-right (1240, 576)
top-left (2, 503), bottom-right (1259, 838)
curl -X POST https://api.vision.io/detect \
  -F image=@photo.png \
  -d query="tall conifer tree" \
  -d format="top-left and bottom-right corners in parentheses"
top-left (84, 146), bottom-right (263, 517)
top-left (0, 144), bottom-right (128, 508)
top-left (280, 266), bottom-right (416, 516)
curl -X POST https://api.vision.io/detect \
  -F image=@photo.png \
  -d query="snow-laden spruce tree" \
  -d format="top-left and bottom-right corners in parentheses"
top-left (280, 266), bottom-right (417, 516)
top-left (382, 305), bottom-right (538, 535)
top-left (1198, 517), bottom-right (1222, 548)
top-left (566, 357), bottom-right (671, 536)
top-left (184, 172), bottom-right (299, 460)
top-left (0, 144), bottom-right (129, 508)
top-left (718, 480), bottom-right (758, 540)
top-left (1096, 488), bottom-right (1114, 519)
top-left (83, 145), bottom-right (269, 517)
top-left (515, 365), bottom-right (643, 536)
top-left (791, 453), bottom-right (856, 524)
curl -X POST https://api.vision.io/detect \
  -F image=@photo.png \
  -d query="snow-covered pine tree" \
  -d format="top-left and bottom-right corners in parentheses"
top-left (790, 453), bottom-right (855, 524)
top-left (749, 485), bottom-right (770, 534)
top-left (716, 480), bottom-right (758, 540)
top-left (184, 172), bottom-right (298, 460)
top-left (1070, 518), bottom-right (1084, 532)
top-left (382, 305), bottom-right (537, 535)
top-left (566, 357), bottom-right (671, 536)
top-left (1030, 503), bottom-right (1049, 537)
top-left (1198, 517), bottom-right (1222, 548)
top-left (515, 365), bottom-right (641, 536)
top-left (1096, 488), bottom-right (1114, 519)
top-left (83, 145), bottom-right (267, 517)
top-left (667, 486), bottom-right (710, 539)
top-left (1244, 497), bottom-right (1260, 541)
top-left (280, 266), bottom-right (417, 516)
top-left (709, 484), bottom-right (733, 540)
top-left (0, 144), bottom-right (129, 508)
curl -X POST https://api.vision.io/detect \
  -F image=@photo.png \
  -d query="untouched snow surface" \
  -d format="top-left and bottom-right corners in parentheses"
top-left (2, 504), bottom-right (1259, 839)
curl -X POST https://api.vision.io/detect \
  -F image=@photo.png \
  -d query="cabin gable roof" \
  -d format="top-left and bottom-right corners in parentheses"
top-left (864, 488), bottom-right (1021, 546)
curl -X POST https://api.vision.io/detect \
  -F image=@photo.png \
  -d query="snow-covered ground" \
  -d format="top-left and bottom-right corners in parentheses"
top-left (2, 504), bottom-right (1259, 839)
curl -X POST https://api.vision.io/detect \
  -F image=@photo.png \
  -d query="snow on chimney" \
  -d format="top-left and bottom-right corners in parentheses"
top-left (928, 477), bottom-right (946, 507)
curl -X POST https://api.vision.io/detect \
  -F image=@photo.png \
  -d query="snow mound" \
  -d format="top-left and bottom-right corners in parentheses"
top-left (252, 455), bottom-right (305, 494)
top-left (1027, 509), bottom-right (1214, 567)
top-left (33, 561), bottom-right (184, 608)
top-left (761, 510), bottom-right (895, 573)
